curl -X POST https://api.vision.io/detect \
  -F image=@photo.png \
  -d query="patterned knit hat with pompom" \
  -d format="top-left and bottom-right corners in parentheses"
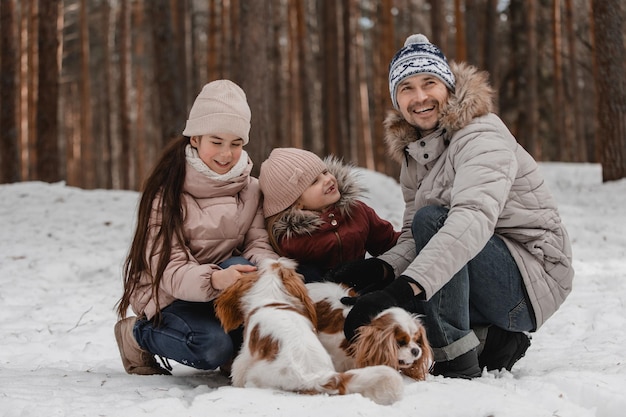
top-left (388, 34), bottom-right (455, 110)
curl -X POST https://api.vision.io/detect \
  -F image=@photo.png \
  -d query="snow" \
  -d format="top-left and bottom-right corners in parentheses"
top-left (1, 162), bottom-right (625, 417)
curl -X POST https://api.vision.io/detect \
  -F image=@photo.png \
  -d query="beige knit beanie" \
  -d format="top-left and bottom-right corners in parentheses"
top-left (259, 148), bottom-right (328, 218)
top-left (182, 80), bottom-right (251, 144)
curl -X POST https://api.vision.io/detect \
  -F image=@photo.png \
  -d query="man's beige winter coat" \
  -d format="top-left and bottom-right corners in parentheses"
top-left (130, 159), bottom-right (278, 319)
top-left (379, 62), bottom-right (573, 329)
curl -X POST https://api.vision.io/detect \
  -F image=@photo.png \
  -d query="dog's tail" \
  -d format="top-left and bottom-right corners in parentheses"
top-left (305, 365), bottom-right (404, 405)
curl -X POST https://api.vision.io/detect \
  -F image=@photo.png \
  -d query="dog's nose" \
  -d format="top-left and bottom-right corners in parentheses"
top-left (411, 347), bottom-right (421, 358)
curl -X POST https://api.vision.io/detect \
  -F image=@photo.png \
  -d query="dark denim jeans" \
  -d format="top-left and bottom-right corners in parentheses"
top-left (406, 206), bottom-right (535, 362)
top-left (133, 256), bottom-right (250, 370)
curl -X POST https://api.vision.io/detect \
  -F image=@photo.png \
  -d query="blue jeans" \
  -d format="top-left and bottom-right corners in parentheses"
top-left (133, 256), bottom-right (250, 370)
top-left (406, 206), bottom-right (535, 362)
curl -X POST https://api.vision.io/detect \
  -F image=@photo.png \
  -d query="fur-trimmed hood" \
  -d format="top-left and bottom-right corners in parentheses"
top-left (270, 157), bottom-right (364, 240)
top-left (384, 62), bottom-right (495, 163)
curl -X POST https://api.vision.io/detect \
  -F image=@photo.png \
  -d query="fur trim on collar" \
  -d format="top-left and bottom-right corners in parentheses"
top-left (271, 156), bottom-right (365, 239)
top-left (384, 62), bottom-right (495, 163)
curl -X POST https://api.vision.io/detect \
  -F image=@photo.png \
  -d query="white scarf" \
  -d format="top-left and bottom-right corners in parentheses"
top-left (185, 144), bottom-right (249, 181)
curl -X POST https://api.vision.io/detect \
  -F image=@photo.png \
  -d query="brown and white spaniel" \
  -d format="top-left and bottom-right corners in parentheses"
top-left (214, 258), bottom-right (404, 405)
top-left (306, 281), bottom-right (433, 381)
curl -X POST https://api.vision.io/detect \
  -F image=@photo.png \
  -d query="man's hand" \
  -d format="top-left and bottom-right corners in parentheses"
top-left (325, 258), bottom-right (393, 294)
top-left (342, 275), bottom-right (420, 341)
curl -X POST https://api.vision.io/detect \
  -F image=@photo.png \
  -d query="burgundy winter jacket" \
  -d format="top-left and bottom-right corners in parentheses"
top-left (269, 158), bottom-right (400, 272)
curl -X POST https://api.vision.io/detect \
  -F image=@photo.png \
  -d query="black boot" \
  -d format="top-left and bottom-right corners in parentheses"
top-left (478, 326), bottom-right (531, 371)
top-left (431, 349), bottom-right (481, 379)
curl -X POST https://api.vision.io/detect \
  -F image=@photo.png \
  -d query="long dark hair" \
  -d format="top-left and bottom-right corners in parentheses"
top-left (116, 136), bottom-right (190, 320)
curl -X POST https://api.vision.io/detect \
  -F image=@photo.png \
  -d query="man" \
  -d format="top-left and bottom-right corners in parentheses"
top-left (331, 34), bottom-right (574, 379)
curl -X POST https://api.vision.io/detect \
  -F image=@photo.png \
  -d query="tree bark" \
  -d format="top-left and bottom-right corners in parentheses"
top-left (321, 1), bottom-right (341, 156)
top-left (1, 0), bottom-right (20, 183)
top-left (147, 1), bottom-right (185, 147)
top-left (454, 0), bottom-right (466, 61)
top-left (79, 0), bottom-right (95, 188)
top-left (464, 0), bottom-right (479, 67)
top-left (373, 0), bottom-right (395, 175)
top-left (565, 0), bottom-right (585, 161)
top-left (36, 0), bottom-right (61, 182)
top-left (237, 0), bottom-right (273, 174)
top-left (429, 0), bottom-right (446, 48)
top-left (553, 0), bottom-right (567, 161)
top-left (526, 0), bottom-right (540, 159)
top-left (592, 0), bottom-right (626, 181)
top-left (484, 0), bottom-right (498, 90)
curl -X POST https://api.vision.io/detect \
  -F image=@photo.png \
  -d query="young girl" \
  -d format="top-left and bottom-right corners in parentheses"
top-left (258, 148), bottom-right (400, 293)
top-left (114, 80), bottom-right (278, 375)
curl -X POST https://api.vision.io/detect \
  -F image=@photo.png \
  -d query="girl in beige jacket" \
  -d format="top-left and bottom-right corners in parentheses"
top-left (114, 80), bottom-right (277, 375)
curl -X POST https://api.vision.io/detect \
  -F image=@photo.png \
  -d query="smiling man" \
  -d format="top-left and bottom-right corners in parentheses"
top-left (330, 34), bottom-right (574, 379)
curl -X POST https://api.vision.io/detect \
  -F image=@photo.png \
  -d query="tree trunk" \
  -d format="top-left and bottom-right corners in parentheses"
top-left (207, 0), bottom-right (220, 80)
top-left (119, 0), bottom-right (131, 189)
top-left (429, 0), bottom-right (446, 48)
top-left (98, 0), bottom-right (113, 189)
top-left (301, 0), bottom-right (322, 154)
top-left (321, 1), bottom-right (341, 156)
top-left (464, 0), bottom-right (479, 67)
top-left (220, 0), bottom-right (232, 78)
top-left (36, 0), bottom-right (61, 182)
top-left (484, 0), bottom-right (498, 91)
top-left (501, 0), bottom-right (524, 139)
top-left (374, 0), bottom-right (395, 175)
top-left (296, 0), bottom-right (312, 150)
top-left (454, 0), bottom-right (466, 61)
top-left (553, 0), bottom-right (566, 161)
top-left (79, 0), bottom-right (95, 188)
top-left (27, 0), bottom-right (38, 179)
top-left (147, 1), bottom-right (185, 147)
top-left (171, 0), bottom-right (190, 108)
top-left (565, 0), bottom-right (585, 161)
top-left (343, 0), bottom-right (355, 161)
top-left (286, 1), bottom-right (301, 148)
top-left (592, 0), bottom-right (626, 181)
top-left (526, 0), bottom-right (540, 159)
top-left (1, 0), bottom-right (20, 183)
top-left (237, 0), bottom-right (273, 174)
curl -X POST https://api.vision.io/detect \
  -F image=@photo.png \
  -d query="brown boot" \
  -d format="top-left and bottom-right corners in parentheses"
top-left (114, 317), bottom-right (171, 375)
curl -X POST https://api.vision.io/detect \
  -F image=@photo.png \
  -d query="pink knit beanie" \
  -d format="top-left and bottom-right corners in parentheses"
top-left (182, 80), bottom-right (251, 144)
top-left (259, 148), bottom-right (327, 218)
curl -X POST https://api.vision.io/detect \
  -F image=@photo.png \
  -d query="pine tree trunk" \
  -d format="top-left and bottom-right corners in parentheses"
top-left (0, 0), bottom-right (20, 183)
top-left (592, 0), bottom-right (626, 181)
top-left (36, 0), bottom-right (61, 182)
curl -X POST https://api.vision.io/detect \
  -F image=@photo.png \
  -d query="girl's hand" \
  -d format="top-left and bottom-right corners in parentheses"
top-left (212, 264), bottom-right (257, 290)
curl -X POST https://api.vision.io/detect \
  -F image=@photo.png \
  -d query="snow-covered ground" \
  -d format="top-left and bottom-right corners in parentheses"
top-left (1, 162), bottom-right (624, 417)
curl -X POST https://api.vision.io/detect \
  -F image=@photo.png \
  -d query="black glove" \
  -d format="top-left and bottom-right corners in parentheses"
top-left (342, 275), bottom-right (417, 342)
top-left (324, 258), bottom-right (394, 294)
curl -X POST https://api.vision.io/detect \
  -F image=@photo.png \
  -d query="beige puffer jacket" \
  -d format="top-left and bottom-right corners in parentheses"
top-left (130, 158), bottom-right (278, 319)
top-left (379, 62), bottom-right (573, 329)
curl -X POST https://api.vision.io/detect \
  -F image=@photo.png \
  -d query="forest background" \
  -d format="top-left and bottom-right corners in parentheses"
top-left (1, 0), bottom-right (625, 191)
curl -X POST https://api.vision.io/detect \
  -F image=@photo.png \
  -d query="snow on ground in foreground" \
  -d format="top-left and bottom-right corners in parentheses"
top-left (1, 162), bottom-right (624, 417)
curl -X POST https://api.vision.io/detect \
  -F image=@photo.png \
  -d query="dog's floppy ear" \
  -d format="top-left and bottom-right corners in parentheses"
top-left (278, 265), bottom-right (318, 328)
top-left (350, 314), bottom-right (399, 369)
top-left (214, 273), bottom-right (256, 331)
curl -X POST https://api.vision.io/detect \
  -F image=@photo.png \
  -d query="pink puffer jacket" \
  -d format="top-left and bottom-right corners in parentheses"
top-left (130, 158), bottom-right (278, 319)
